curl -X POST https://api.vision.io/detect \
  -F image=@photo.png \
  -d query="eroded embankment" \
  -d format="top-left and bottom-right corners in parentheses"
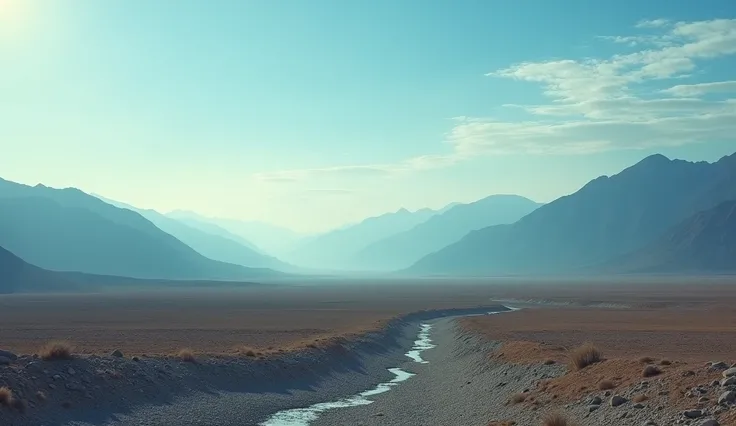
top-left (0, 305), bottom-right (509, 426)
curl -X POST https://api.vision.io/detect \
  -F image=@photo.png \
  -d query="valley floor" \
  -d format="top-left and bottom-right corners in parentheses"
top-left (2, 277), bottom-right (736, 425)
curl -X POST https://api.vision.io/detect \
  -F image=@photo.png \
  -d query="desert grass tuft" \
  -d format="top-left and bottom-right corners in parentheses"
top-left (642, 365), bottom-right (661, 377)
top-left (542, 411), bottom-right (574, 426)
top-left (177, 348), bottom-right (196, 363)
top-left (632, 394), bottom-right (648, 403)
top-left (38, 341), bottom-right (74, 361)
top-left (597, 379), bottom-right (616, 390)
top-left (569, 343), bottom-right (602, 370)
top-left (0, 387), bottom-right (13, 407)
top-left (509, 393), bottom-right (527, 404)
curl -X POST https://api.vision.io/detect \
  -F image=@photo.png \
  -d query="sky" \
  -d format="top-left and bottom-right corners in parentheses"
top-left (1, 0), bottom-right (736, 233)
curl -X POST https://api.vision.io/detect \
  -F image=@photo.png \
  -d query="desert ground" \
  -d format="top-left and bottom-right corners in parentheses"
top-left (2, 276), bottom-right (736, 425)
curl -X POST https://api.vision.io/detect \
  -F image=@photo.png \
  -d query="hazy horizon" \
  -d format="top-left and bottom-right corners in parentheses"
top-left (2, 1), bottom-right (735, 233)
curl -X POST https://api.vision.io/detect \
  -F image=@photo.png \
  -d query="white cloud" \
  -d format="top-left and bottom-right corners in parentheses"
top-left (662, 80), bottom-right (736, 97)
top-left (636, 19), bottom-right (671, 29)
top-left (255, 18), bottom-right (736, 182)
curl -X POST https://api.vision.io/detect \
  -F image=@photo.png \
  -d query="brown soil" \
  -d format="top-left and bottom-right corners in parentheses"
top-left (461, 279), bottom-right (736, 417)
top-left (0, 281), bottom-right (520, 355)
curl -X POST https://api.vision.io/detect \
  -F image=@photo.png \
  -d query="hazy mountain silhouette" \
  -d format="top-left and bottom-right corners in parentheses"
top-left (95, 196), bottom-right (292, 271)
top-left (0, 179), bottom-right (280, 280)
top-left (0, 245), bottom-right (73, 293)
top-left (285, 207), bottom-right (440, 270)
top-left (409, 152), bottom-right (736, 275)
top-left (353, 195), bottom-right (541, 270)
top-left (608, 200), bottom-right (736, 273)
top-left (166, 210), bottom-right (303, 256)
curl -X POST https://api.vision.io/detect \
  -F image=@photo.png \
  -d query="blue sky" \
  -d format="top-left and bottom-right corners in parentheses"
top-left (1, 0), bottom-right (735, 232)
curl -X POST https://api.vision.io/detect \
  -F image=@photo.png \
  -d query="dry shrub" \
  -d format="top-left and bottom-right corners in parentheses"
top-left (177, 348), bottom-right (196, 363)
top-left (509, 393), bottom-right (527, 404)
top-left (542, 411), bottom-right (574, 426)
top-left (38, 341), bottom-right (73, 361)
top-left (569, 343), bottom-right (601, 370)
top-left (660, 359), bottom-right (672, 366)
top-left (642, 365), bottom-right (661, 377)
top-left (639, 356), bottom-right (655, 364)
top-left (632, 394), bottom-right (648, 403)
top-left (597, 379), bottom-right (616, 390)
top-left (234, 346), bottom-right (257, 357)
top-left (0, 387), bottom-right (13, 407)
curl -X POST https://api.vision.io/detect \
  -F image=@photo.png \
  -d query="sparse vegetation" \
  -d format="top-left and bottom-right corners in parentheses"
top-left (509, 393), bottom-right (527, 404)
top-left (569, 343), bottom-right (602, 370)
top-left (0, 387), bottom-right (13, 407)
top-left (638, 356), bottom-right (655, 364)
top-left (660, 359), bottom-right (672, 366)
top-left (542, 411), bottom-right (573, 426)
top-left (597, 379), bottom-right (616, 390)
top-left (642, 365), bottom-right (662, 377)
top-left (38, 341), bottom-right (74, 361)
top-left (632, 394), bottom-right (648, 403)
top-left (177, 348), bottom-right (196, 363)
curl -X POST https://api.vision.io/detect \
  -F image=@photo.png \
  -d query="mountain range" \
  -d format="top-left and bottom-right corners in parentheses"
top-left (95, 196), bottom-right (293, 271)
top-left (0, 179), bottom-right (279, 280)
top-left (409, 153), bottom-right (736, 275)
top-left (166, 210), bottom-right (304, 256)
top-left (2, 151), bottom-right (735, 292)
top-left (352, 195), bottom-right (542, 271)
top-left (283, 207), bottom-right (441, 270)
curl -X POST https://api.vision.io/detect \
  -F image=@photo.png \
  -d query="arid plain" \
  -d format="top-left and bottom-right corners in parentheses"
top-left (2, 276), bottom-right (734, 358)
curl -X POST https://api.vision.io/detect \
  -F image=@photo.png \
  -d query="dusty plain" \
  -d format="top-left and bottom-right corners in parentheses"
top-left (2, 276), bottom-right (735, 356)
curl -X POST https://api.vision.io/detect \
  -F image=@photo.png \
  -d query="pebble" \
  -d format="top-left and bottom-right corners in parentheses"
top-left (684, 409), bottom-right (703, 419)
top-left (721, 376), bottom-right (736, 386)
top-left (722, 367), bottom-right (736, 378)
top-left (590, 396), bottom-right (602, 405)
top-left (0, 356), bottom-right (11, 365)
top-left (698, 420), bottom-right (719, 426)
top-left (634, 403), bottom-right (646, 409)
top-left (111, 349), bottom-right (124, 358)
top-left (588, 404), bottom-right (601, 412)
top-left (611, 395), bottom-right (628, 407)
top-left (718, 390), bottom-right (736, 404)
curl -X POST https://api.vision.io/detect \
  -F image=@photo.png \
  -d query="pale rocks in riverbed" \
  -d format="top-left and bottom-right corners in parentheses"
top-left (721, 367), bottom-right (736, 378)
top-left (721, 376), bottom-right (736, 386)
top-left (718, 390), bottom-right (736, 404)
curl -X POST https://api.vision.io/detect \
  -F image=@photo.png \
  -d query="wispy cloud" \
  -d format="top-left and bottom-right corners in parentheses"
top-left (661, 80), bottom-right (736, 97)
top-left (255, 18), bottom-right (736, 182)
